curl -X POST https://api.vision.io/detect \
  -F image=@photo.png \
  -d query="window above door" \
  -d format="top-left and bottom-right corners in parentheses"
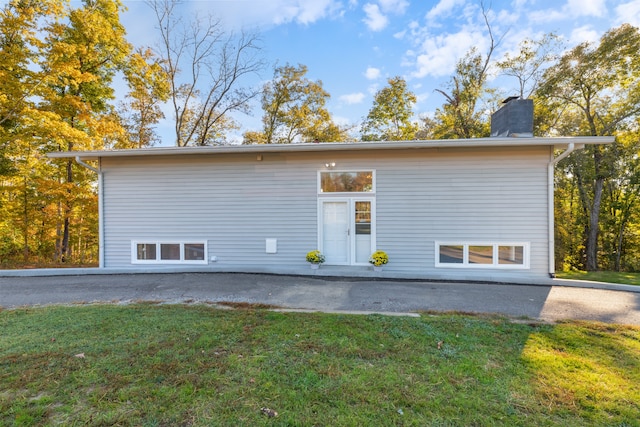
top-left (319, 171), bottom-right (375, 194)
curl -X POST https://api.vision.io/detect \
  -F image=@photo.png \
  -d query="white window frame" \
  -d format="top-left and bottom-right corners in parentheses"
top-left (318, 170), bottom-right (376, 194)
top-left (435, 242), bottom-right (530, 269)
top-left (131, 241), bottom-right (208, 264)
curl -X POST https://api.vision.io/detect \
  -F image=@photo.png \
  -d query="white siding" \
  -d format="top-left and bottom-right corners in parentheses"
top-left (101, 145), bottom-right (552, 279)
top-left (373, 146), bottom-right (550, 280)
top-left (103, 153), bottom-right (319, 268)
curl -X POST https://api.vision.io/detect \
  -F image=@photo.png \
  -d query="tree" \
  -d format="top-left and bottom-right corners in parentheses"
top-left (149, 0), bottom-right (264, 146)
top-left (360, 76), bottom-right (417, 141)
top-left (601, 130), bottom-right (640, 271)
top-left (537, 24), bottom-right (640, 271)
top-left (0, 0), bottom-right (68, 262)
top-left (260, 63), bottom-right (345, 143)
top-left (430, 48), bottom-right (493, 139)
top-left (428, 4), bottom-right (501, 139)
top-left (242, 130), bottom-right (267, 145)
top-left (37, 0), bottom-right (134, 261)
top-left (0, 0), bottom-right (171, 266)
top-left (119, 47), bottom-right (170, 148)
top-left (0, 1), bottom-right (64, 177)
top-left (496, 33), bottom-right (563, 99)
top-left (307, 121), bottom-right (352, 143)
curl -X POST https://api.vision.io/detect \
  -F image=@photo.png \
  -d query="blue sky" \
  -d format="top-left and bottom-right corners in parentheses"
top-left (6, 0), bottom-right (640, 143)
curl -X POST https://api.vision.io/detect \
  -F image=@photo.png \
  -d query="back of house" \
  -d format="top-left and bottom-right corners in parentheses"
top-left (50, 99), bottom-right (613, 282)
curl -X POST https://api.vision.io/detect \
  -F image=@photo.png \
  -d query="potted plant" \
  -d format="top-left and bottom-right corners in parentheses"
top-left (369, 250), bottom-right (388, 271)
top-left (306, 250), bottom-right (325, 269)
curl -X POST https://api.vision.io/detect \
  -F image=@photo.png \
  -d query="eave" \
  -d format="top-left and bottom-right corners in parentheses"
top-left (47, 136), bottom-right (615, 161)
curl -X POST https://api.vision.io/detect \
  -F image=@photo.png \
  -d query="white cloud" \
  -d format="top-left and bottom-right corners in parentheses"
top-left (425, 0), bottom-right (466, 22)
top-left (187, 0), bottom-right (344, 28)
top-left (364, 67), bottom-right (381, 80)
top-left (332, 114), bottom-right (353, 126)
top-left (615, 0), bottom-right (640, 26)
top-left (569, 26), bottom-right (601, 45)
top-left (530, 0), bottom-right (607, 23)
top-left (271, 0), bottom-right (344, 25)
top-left (362, 0), bottom-right (409, 31)
top-left (393, 29), bottom-right (407, 39)
top-left (528, 9), bottom-right (564, 23)
top-left (339, 93), bottom-right (366, 104)
top-left (565, 0), bottom-right (607, 17)
top-left (378, 0), bottom-right (409, 14)
top-left (409, 29), bottom-right (486, 78)
top-left (415, 91), bottom-right (430, 104)
top-left (363, 3), bottom-right (389, 31)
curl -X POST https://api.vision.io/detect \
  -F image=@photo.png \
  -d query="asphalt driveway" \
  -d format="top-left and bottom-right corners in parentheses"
top-left (1, 272), bottom-right (639, 325)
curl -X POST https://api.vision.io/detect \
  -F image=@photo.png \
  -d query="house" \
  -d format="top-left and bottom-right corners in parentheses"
top-left (49, 100), bottom-right (614, 282)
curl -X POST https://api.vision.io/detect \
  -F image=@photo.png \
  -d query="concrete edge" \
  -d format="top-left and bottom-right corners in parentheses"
top-left (1, 266), bottom-right (638, 294)
top-left (272, 308), bottom-right (421, 317)
top-left (550, 278), bottom-right (640, 293)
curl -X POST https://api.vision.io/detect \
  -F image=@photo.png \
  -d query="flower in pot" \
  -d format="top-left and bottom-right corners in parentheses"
top-left (306, 250), bottom-right (325, 268)
top-left (369, 250), bottom-right (388, 270)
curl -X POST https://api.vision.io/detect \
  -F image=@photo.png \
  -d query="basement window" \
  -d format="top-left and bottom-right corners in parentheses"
top-left (132, 241), bottom-right (207, 264)
top-left (435, 242), bottom-right (529, 269)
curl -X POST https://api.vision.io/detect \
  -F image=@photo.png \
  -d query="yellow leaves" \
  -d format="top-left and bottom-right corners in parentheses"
top-left (0, 0), bottom-right (132, 264)
top-left (361, 76), bottom-right (417, 141)
top-left (262, 63), bottom-right (339, 143)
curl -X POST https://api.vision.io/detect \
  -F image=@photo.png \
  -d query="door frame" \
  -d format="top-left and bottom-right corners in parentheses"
top-left (318, 197), bottom-right (376, 266)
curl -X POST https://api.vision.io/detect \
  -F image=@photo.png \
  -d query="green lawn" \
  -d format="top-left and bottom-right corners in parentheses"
top-left (1, 305), bottom-right (638, 426)
top-left (556, 270), bottom-right (640, 286)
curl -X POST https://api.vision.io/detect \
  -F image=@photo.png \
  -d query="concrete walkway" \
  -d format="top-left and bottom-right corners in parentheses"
top-left (1, 270), bottom-right (639, 326)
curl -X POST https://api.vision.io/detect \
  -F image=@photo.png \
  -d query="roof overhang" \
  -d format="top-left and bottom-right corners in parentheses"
top-left (47, 136), bottom-right (616, 161)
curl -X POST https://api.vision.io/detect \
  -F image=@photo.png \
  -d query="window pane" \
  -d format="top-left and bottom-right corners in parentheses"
top-left (499, 246), bottom-right (524, 265)
top-left (469, 246), bottom-right (493, 264)
top-left (160, 243), bottom-right (180, 260)
top-left (440, 245), bottom-right (463, 264)
top-left (185, 243), bottom-right (205, 261)
top-left (355, 201), bottom-right (371, 235)
top-left (137, 243), bottom-right (156, 260)
top-left (321, 172), bottom-right (373, 192)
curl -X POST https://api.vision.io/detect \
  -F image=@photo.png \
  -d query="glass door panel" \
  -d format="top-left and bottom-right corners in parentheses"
top-left (354, 201), bottom-right (371, 264)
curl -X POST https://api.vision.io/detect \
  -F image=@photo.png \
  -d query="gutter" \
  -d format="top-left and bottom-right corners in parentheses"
top-left (75, 156), bottom-right (104, 268)
top-left (48, 136), bottom-right (615, 161)
top-left (547, 143), bottom-right (583, 277)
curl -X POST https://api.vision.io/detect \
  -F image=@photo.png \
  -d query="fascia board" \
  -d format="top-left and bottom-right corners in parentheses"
top-left (47, 136), bottom-right (615, 161)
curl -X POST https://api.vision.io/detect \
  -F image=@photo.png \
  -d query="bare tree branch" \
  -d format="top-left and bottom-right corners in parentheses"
top-left (148, 0), bottom-right (265, 146)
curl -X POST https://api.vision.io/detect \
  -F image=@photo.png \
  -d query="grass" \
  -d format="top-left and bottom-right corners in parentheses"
top-left (0, 261), bottom-right (98, 270)
top-left (556, 270), bottom-right (640, 286)
top-left (0, 305), bottom-right (638, 426)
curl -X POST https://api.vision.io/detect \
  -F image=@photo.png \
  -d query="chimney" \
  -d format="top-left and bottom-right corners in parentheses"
top-left (490, 97), bottom-right (533, 137)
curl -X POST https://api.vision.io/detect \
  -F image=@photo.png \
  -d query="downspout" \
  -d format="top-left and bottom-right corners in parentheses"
top-left (547, 143), bottom-right (583, 277)
top-left (75, 156), bottom-right (104, 269)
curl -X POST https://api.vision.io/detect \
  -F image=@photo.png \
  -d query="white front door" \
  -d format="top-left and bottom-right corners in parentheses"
top-left (320, 199), bottom-right (374, 265)
top-left (322, 201), bottom-right (350, 264)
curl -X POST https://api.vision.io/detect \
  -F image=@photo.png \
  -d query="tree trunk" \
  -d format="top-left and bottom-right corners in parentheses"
top-left (585, 175), bottom-right (604, 271)
top-left (22, 176), bottom-right (29, 262)
top-left (60, 158), bottom-right (73, 262)
top-left (615, 222), bottom-right (625, 272)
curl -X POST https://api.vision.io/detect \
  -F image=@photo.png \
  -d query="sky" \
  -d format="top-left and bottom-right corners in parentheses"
top-left (7, 0), bottom-right (640, 144)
